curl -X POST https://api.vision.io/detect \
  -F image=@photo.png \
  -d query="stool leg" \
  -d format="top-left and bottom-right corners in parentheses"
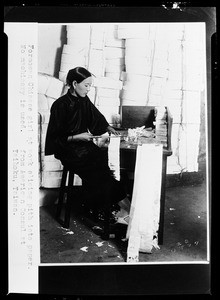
top-left (56, 168), bottom-right (68, 221)
top-left (64, 171), bottom-right (74, 228)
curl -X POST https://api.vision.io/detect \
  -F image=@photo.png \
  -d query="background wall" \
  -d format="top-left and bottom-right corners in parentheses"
top-left (38, 25), bottom-right (66, 78)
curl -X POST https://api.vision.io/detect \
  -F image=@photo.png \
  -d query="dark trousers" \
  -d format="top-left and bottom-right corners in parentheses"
top-left (59, 145), bottom-right (127, 210)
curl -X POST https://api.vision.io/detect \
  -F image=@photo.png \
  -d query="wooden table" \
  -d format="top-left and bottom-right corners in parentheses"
top-left (118, 106), bottom-right (173, 245)
top-left (119, 139), bottom-right (172, 245)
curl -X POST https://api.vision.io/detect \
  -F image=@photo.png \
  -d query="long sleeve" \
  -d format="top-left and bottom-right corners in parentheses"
top-left (45, 92), bottom-right (110, 157)
top-left (45, 100), bottom-right (67, 156)
top-left (86, 100), bottom-right (110, 135)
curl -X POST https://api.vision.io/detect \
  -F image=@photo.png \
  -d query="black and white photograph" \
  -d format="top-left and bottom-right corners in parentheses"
top-left (5, 5), bottom-right (215, 296)
top-left (37, 21), bottom-right (209, 264)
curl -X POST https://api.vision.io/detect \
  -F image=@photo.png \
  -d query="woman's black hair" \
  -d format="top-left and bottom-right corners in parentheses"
top-left (66, 67), bottom-right (92, 86)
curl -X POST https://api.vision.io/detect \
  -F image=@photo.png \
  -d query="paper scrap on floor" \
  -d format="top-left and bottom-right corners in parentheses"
top-left (96, 241), bottom-right (104, 247)
top-left (126, 143), bottom-right (163, 263)
top-left (80, 246), bottom-right (88, 252)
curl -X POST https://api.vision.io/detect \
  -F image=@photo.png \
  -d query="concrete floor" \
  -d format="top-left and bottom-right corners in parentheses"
top-left (40, 178), bottom-right (208, 264)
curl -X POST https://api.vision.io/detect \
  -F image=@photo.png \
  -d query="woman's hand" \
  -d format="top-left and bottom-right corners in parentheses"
top-left (68, 132), bottom-right (93, 142)
top-left (107, 125), bottom-right (120, 136)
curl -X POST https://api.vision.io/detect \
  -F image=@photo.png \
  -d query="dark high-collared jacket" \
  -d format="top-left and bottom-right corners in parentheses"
top-left (45, 90), bottom-right (109, 167)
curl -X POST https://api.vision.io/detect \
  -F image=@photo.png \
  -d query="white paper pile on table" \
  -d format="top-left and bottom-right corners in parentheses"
top-left (154, 106), bottom-right (168, 147)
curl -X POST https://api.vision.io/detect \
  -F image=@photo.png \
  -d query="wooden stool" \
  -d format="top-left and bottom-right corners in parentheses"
top-left (56, 167), bottom-right (75, 228)
top-left (56, 166), bottom-right (111, 239)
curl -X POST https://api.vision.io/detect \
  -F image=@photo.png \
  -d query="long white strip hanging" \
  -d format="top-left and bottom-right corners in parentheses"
top-left (126, 143), bottom-right (163, 263)
top-left (108, 135), bottom-right (120, 181)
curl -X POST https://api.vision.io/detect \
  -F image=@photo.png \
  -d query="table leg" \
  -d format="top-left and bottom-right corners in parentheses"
top-left (158, 155), bottom-right (167, 245)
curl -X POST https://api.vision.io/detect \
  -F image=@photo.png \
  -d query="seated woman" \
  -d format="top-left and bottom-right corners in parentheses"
top-left (45, 67), bottom-right (130, 226)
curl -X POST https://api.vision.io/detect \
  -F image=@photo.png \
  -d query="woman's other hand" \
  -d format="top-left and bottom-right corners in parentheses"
top-left (107, 125), bottom-right (120, 136)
